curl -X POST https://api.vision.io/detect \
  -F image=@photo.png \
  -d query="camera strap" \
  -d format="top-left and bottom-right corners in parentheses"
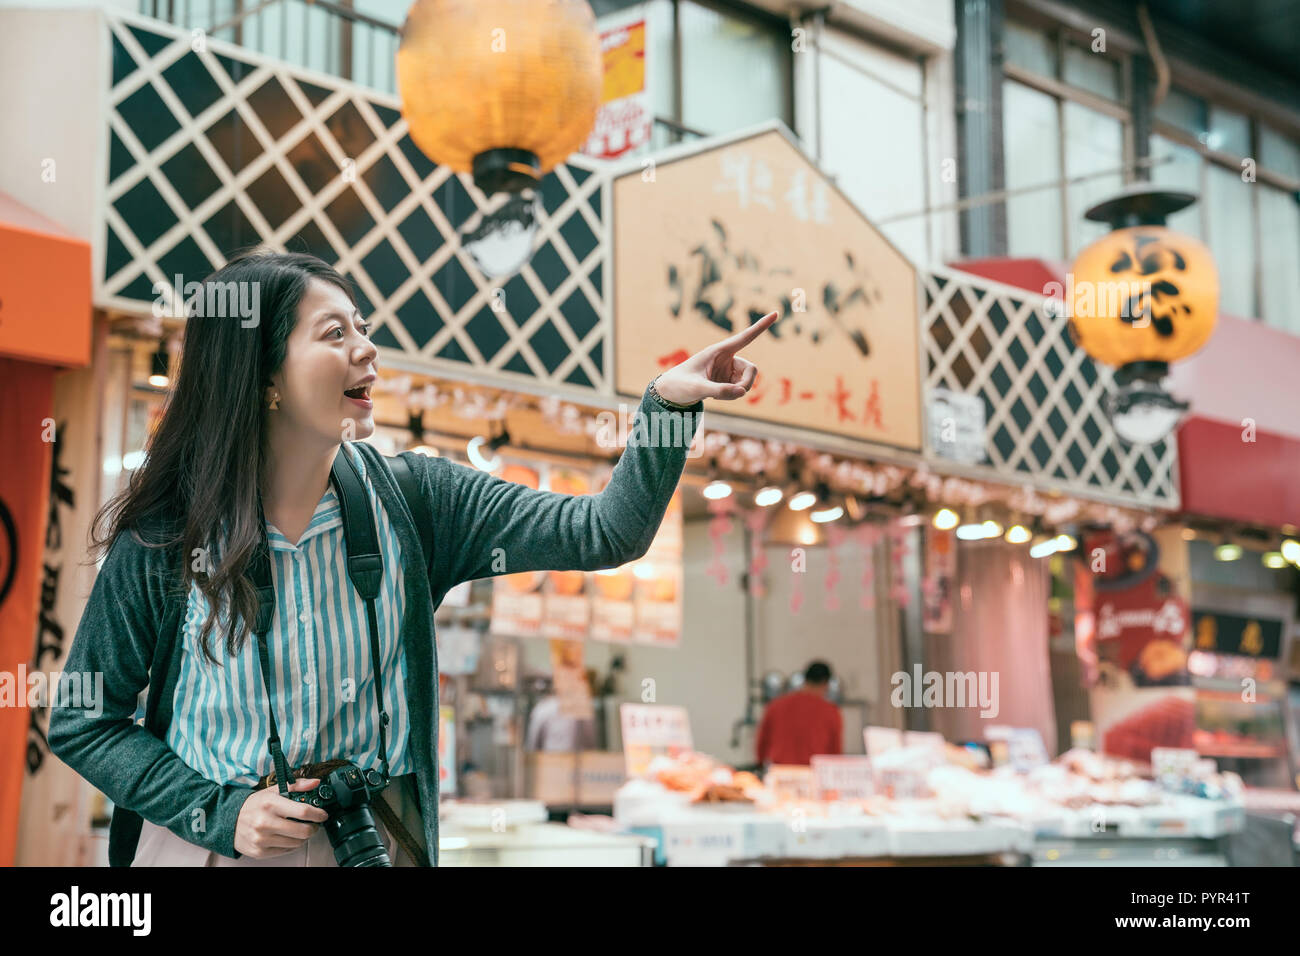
top-left (250, 444), bottom-right (392, 796)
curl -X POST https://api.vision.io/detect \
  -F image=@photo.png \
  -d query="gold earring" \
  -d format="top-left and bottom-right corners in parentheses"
top-left (266, 388), bottom-right (280, 410)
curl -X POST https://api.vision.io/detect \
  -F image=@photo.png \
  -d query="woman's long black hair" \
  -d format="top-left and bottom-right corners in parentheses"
top-left (89, 249), bottom-right (359, 664)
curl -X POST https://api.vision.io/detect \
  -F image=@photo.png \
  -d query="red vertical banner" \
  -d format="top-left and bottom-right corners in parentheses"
top-left (17, 355), bottom-right (104, 865)
top-left (922, 527), bottom-right (955, 633)
top-left (0, 359), bottom-right (56, 866)
top-left (1073, 529), bottom-right (1195, 765)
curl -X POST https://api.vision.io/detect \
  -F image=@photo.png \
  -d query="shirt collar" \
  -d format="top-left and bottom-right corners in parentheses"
top-left (264, 444), bottom-right (364, 551)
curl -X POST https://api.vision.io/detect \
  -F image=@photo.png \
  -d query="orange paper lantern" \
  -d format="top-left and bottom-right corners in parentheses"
top-left (396, 0), bottom-right (603, 194)
top-left (1067, 188), bottom-right (1219, 373)
top-left (1067, 187), bottom-right (1220, 444)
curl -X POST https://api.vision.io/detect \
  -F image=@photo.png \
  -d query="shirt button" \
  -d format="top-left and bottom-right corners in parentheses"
top-left (303, 670), bottom-right (314, 686)
top-left (299, 611), bottom-right (309, 623)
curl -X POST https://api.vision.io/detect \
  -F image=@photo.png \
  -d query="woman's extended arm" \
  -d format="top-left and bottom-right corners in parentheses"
top-left (434, 381), bottom-right (704, 585)
top-left (47, 529), bottom-right (253, 860)
top-left (427, 312), bottom-right (779, 587)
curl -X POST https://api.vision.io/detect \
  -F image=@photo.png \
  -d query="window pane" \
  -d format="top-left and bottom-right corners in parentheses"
top-left (645, 0), bottom-right (676, 128)
top-left (1205, 105), bottom-right (1251, 156)
top-left (352, 0), bottom-right (407, 90)
top-left (1259, 125), bottom-right (1300, 181)
top-left (1206, 163), bottom-right (1257, 317)
top-left (679, 1), bottom-right (792, 136)
top-left (819, 38), bottom-right (927, 262)
top-left (1063, 45), bottom-right (1120, 101)
top-left (1259, 185), bottom-right (1300, 333)
top-left (1149, 135), bottom-right (1205, 237)
top-left (1155, 87), bottom-right (1206, 140)
top-left (1063, 102), bottom-right (1123, 257)
top-left (1003, 80), bottom-right (1063, 259)
top-left (590, 0), bottom-right (648, 15)
top-left (1004, 20), bottom-right (1057, 77)
top-left (353, 0), bottom-right (407, 21)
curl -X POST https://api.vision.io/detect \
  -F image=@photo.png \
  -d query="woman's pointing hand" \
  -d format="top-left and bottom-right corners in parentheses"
top-left (653, 310), bottom-right (779, 405)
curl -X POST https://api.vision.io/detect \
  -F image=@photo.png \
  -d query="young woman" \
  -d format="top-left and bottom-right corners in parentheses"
top-left (50, 250), bottom-right (776, 866)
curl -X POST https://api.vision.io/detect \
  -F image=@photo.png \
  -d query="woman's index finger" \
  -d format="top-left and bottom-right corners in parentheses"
top-left (714, 310), bottom-right (778, 353)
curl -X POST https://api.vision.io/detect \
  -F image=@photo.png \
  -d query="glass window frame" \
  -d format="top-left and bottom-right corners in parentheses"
top-left (1000, 21), bottom-right (1137, 259)
top-left (647, 0), bottom-right (797, 147)
top-left (1151, 82), bottom-right (1300, 324)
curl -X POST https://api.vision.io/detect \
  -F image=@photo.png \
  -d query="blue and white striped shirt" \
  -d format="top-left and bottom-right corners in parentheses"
top-left (165, 442), bottom-right (413, 787)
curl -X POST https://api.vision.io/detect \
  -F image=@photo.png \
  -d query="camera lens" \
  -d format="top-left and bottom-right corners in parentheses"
top-left (324, 808), bottom-right (392, 867)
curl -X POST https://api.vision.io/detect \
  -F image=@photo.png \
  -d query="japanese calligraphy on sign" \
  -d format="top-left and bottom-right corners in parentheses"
top-left (613, 128), bottom-right (921, 448)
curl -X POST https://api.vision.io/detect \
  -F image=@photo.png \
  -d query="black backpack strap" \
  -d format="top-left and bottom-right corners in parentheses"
top-left (387, 454), bottom-right (434, 579)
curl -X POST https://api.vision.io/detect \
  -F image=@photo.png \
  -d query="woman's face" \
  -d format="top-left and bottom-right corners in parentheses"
top-left (268, 278), bottom-right (379, 445)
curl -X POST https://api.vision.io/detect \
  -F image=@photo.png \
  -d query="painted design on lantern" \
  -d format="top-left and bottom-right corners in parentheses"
top-left (1066, 224), bottom-right (1218, 367)
top-left (1107, 233), bottom-right (1192, 338)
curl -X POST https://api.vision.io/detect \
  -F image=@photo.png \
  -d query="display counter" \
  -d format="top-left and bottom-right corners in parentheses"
top-left (606, 744), bottom-right (1248, 866)
top-left (438, 823), bottom-right (655, 867)
top-left (619, 803), bottom-right (1033, 866)
top-left (437, 798), bottom-right (655, 866)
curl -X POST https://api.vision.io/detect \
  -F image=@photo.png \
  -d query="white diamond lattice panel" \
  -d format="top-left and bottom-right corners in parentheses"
top-left (922, 268), bottom-right (1179, 509)
top-left (99, 11), bottom-right (610, 394)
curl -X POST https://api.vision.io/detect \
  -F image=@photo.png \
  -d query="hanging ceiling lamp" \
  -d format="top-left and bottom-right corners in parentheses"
top-left (1067, 185), bottom-right (1219, 445)
top-left (396, 0), bottom-right (603, 278)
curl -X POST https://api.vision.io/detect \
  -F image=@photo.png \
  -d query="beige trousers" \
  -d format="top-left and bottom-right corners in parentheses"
top-left (131, 775), bottom-right (427, 867)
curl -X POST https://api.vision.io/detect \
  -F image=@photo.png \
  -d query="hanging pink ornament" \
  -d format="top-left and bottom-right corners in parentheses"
top-left (744, 507), bottom-right (771, 597)
top-left (705, 497), bottom-right (735, 587)
top-left (790, 570), bottom-right (804, 614)
top-left (860, 566), bottom-right (875, 610)
top-left (856, 522), bottom-right (877, 610)
top-left (888, 518), bottom-right (912, 608)
top-left (823, 522), bottom-right (847, 611)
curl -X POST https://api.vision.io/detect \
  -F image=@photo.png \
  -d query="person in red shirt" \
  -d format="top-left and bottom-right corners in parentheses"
top-left (756, 661), bottom-right (843, 767)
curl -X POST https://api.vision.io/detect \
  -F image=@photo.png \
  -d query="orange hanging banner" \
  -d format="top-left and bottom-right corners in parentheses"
top-left (0, 358), bottom-right (56, 866)
top-left (0, 194), bottom-right (92, 367)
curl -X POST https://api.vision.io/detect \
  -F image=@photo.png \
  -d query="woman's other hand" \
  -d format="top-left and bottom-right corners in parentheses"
top-left (654, 310), bottom-right (779, 405)
top-left (234, 776), bottom-right (329, 859)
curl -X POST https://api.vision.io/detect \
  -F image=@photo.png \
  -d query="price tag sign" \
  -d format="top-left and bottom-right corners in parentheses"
top-left (811, 755), bottom-right (873, 801)
top-left (986, 726), bottom-right (1048, 772)
top-left (620, 704), bottom-right (693, 777)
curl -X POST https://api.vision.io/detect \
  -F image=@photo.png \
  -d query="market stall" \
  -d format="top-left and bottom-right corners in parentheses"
top-left (604, 721), bottom-right (1245, 867)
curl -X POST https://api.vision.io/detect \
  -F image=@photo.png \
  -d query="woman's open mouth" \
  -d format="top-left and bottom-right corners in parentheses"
top-left (344, 382), bottom-right (373, 408)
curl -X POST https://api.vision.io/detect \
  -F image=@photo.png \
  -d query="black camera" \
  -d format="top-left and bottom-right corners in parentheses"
top-left (286, 764), bottom-right (392, 867)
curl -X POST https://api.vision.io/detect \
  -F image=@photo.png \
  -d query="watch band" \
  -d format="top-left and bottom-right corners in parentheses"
top-left (649, 375), bottom-right (697, 411)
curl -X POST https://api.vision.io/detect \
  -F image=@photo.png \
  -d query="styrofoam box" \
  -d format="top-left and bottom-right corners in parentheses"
top-left (783, 820), bottom-right (843, 859)
top-left (888, 818), bottom-right (1034, 856)
top-left (740, 816), bottom-right (789, 859)
top-left (661, 819), bottom-right (746, 866)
